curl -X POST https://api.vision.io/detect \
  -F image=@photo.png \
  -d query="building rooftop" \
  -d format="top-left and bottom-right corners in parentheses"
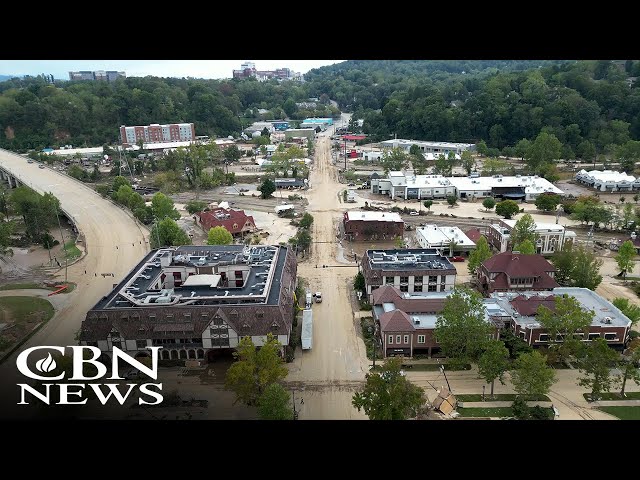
top-left (416, 225), bottom-right (476, 248)
top-left (91, 245), bottom-right (289, 311)
top-left (489, 288), bottom-right (633, 328)
top-left (195, 208), bottom-right (255, 235)
top-left (345, 211), bottom-right (403, 223)
top-left (380, 139), bottom-right (475, 149)
top-left (365, 249), bottom-right (455, 272)
top-left (448, 175), bottom-right (563, 195)
top-left (576, 169), bottom-right (636, 183)
top-left (500, 219), bottom-right (568, 232)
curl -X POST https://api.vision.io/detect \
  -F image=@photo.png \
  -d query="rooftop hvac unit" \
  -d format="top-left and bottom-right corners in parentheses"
top-left (603, 316), bottom-right (612, 324)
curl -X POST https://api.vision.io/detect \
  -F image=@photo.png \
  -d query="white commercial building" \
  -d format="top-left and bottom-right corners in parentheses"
top-left (575, 169), bottom-right (640, 192)
top-left (379, 139), bottom-right (475, 156)
top-left (487, 219), bottom-right (576, 255)
top-left (370, 172), bottom-right (563, 202)
top-left (416, 225), bottom-right (476, 254)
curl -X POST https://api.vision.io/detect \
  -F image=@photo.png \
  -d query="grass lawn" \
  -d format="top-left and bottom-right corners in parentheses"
top-left (402, 363), bottom-right (471, 372)
top-left (457, 407), bottom-right (515, 418)
top-left (0, 282), bottom-right (77, 294)
top-left (457, 394), bottom-right (550, 402)
top-left (0, 296), bottom-right (55, 360)
top-left (63, 241), bottom-right (82, 261)
top-left (0, 283), bottom-right (41, 291)
top-left (598, 406), bottom-right (640, 420)
top-left (584, 391), bottom-right (640, 402)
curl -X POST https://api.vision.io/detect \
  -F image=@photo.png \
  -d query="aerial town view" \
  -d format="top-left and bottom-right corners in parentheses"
top-left (2, 59), bottom-right (640, 421)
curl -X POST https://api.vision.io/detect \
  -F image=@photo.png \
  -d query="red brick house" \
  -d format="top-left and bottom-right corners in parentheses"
top-left (477, 252), bottom-right (559, 296)
top-left (194, 208), bottom-right (257, 238)
top-left (343, 211), bottom-right (404, 241)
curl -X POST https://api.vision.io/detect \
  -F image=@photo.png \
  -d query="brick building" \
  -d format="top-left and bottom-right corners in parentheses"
top-left (120, 123), bottom-right (195, 145)
top-left (194, 208), bottom-right (257, 238)
top-left (477, 252), bottom-right (559, 295)
top-left (343, 211), bottom-right (404, 241)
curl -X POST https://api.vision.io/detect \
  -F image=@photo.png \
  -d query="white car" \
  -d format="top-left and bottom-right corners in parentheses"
top-left (409, 211), bottom-right (420, 216)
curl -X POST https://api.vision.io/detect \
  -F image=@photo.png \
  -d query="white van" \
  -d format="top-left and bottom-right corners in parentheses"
top-left (305, 293), bottom-right (313, 308)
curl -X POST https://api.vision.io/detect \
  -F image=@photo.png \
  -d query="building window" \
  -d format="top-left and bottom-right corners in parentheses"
top-left (555, 334), bottom-right (564, 342)
top-left (428, 285), bottom-right (437, 292)
top-left (404, 335), bottom-right (409, 344)
top-left (385, 276), bottom-right (394, 284)
top-left (400, 276), bottom-right (408, 284)
top-left (400, 285), bottom-right (408, 292)
top-left (588, 333), bottom-right (600, 341)
top-left (429, 275), bottom-right (437, 283)
top-left (440, 276), bottom-right (446, 283)
top-left (414, 276), bottom-right (423, 283)
top-left (213, 317), bottom-right (224, 326)
top-left (388, 335), bottom-right (393, 344)
top-left (538, 334), bottom-right (549, 342)
top-left (604, 333), bottom-right (617, 341)
top-left (414, 285), bottom-right (423, 292)
top-left (417, 335), bottom-right (425, 344)
top-left (396, 335), bottom-right (401, 344)
top-left (136, 340), bottom-right (147, 349)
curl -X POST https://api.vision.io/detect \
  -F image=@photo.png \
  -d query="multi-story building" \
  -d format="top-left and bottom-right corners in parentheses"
top-left (487, 288), bottom-right (632, 349)
top-left (370, 172), bottom-right (563, 202)
top-left (477, 252), bottom-right (559, 296)
top-left (233, 62), bottom-right (301, 81)
top-left (119, 123), bottom-right (195, 145)
top-left (415, 225), bottom-right (476, 255)
top-left (361, 249), bottom-right (457, 302)
top-left (79, 245), bottom-right (297, 363)
top-left (343, 211), bottom-right (404, 242)
top-left (372, 285), bottom-right (632, 358)
top-left (69, 70), bottom-right (125, 82)
top-left (372, 286), bottom-right (499, 358)
top-left (486, 219), bottom-right (576, 255)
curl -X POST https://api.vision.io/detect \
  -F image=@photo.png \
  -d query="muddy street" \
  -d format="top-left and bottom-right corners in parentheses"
top-left (286, 132), bottom-right (369, 419)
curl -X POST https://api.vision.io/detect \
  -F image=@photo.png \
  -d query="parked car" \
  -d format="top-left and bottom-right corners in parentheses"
top-left (38, 164), bottom-right (45, 169)
top-left (27, 160), bottom-right (34, 163)
top-left (450, 256), bottom-right (465, 262)
top-left (409, 211), bottom-right (419, 216)
top-left (313, 292), bottom-right (322, 303)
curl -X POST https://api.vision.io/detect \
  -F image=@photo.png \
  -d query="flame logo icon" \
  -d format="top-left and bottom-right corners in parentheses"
top-left (35, 353), bottom-right (57, 374)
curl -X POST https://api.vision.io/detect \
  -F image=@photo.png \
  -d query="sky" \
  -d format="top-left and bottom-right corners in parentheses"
top-left (0, 60), bottom-right (344, 80)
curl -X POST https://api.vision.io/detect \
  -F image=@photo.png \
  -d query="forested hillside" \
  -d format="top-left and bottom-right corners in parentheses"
top-left (1, 60), bottom-right (640, 159)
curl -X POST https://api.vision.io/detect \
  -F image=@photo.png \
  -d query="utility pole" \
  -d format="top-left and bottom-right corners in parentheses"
top-left (440, 365), bottom-right (452, 394)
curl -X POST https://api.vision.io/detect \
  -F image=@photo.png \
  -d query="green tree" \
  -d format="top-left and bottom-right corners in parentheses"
top-left (352, 357), bottom-right (426, 420)
top-left (576, 140), bottom-right (596, 162)
top-left (261, 127), bottom-right (271, 137)
top-left (510, 213), bottom-right (537, 249)
top-left (185, 200), bottom-right (208, 215)
top-left (225, 333), bottom-right (288, 406)
top-left (526, 131), bottom-right (563, 173)
top-left (468, 236), bottom-right (492, 275)
top-left (577, 338), bottom-right (620, 401)
top-left (571, 245), bottom-right (603, 289)
top-left (515, 138), bottom-right (531, 162)
top-left (0, 220), bottom-right (13, 256)
top-left (482, 197), bottom-right (495, 211)
top-left (495, 200), bottom-right (520, 219)
top-left (612, 298), bottom-right (640, 326)
top-left (380, 148), bottom-right (409, 173)
top-left (224, 145), bottom-right (242, 163)
top-left (446, 195), bottom-right (458, 207)
top-left (513, 239), bottom-right (536, 255)
top-left (298, 213), bottom-right (314, 229)
top-left (537, 295), bottom-right (594, 362)
top-left (615, 240), bottom-right (636, 282)
top-left (151, 192), bottom-right (180, 221)
top-left (535, 193), bottom-right (562, 212)
top-left (423, 200), bottom-right (433, 211)
top-left (394, 235), bottom-right (405, 248)
top-left (434, 154), bottom-right (452, 176)
top-left (510, 351), bottom-right (557, 399)
top-left (460, 150), bottom-right (475, 175)
top-left (112, 175), bottom-right (130, 191)
top-left (618, 347), bottom-right (640, 397)
top-left (258, 178), bottom-right (276, 199)
top-left (207, 226), bottom-right (233, 245)
top-left (10, 187), bottom-right (60, 241)
top-left (68, 164), bottom-right (88, 181)
top-left (434, 287), bottom-right (493, 368)
top-left (257, 383), bottom-right (294, 420)
top-left (476, 140), bottom-right (489, 157)
top-left (149, 218), bottom-right (191, 249)
top-left (353, 271), bottom-right (365, 293)
top-left (477, 340), bottom-right (510, 397)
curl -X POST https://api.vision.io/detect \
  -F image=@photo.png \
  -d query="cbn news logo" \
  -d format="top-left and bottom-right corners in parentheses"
top-left (16, 346), bottom-right (163, 406)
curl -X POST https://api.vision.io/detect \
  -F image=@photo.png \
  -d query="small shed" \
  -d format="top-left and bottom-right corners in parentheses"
top-left (432, 387), bottom-right (457, 415)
